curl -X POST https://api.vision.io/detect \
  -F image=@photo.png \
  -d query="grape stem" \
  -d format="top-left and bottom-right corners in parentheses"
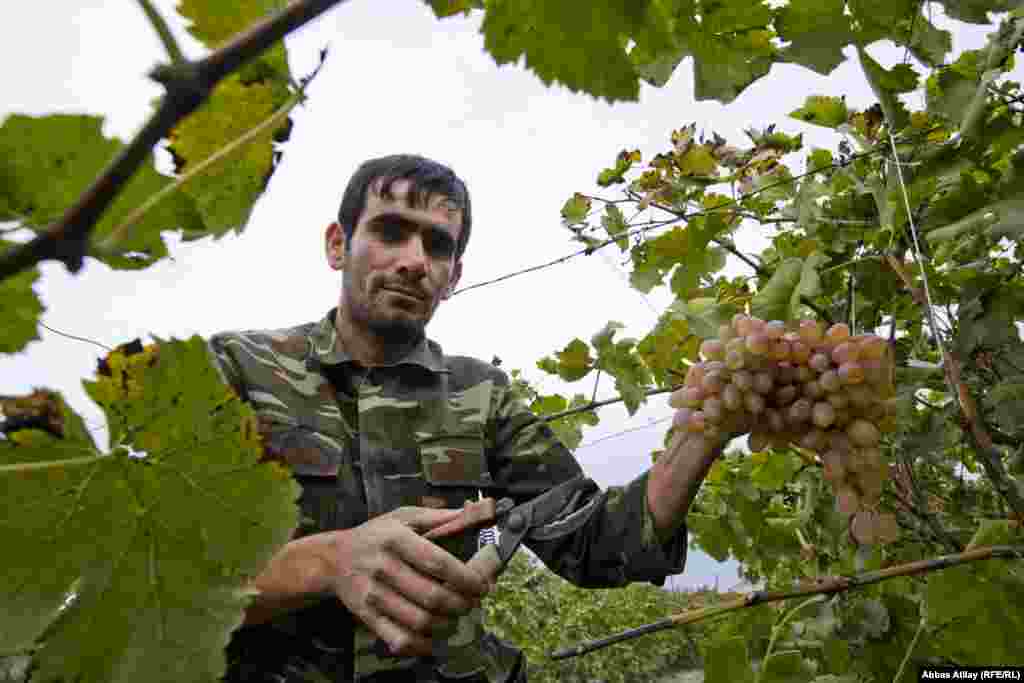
top-left (757, 595), bottom-right (826, 683)
top-left (0, 455), bottom-right (104, 473)
top-left (549, 544), bottom-right (1024, 660)
top-left (886, 254), bottom-right (1024, 522)
top-left (892, 615), bottom-right (926, 683)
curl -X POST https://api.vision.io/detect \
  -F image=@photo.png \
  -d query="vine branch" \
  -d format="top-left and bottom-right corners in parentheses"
top-left (885, 253), bottom-right (1024, 521)
top-left (550, 545), bottom-right (1024, 660)
top-left (0, 0), bottom-right (346, 282)
top-left (540, 385), bottom-right (679, 424)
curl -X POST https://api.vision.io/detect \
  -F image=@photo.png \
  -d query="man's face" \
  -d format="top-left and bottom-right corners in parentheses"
top-left (326, 178), bottom-right (463, 345)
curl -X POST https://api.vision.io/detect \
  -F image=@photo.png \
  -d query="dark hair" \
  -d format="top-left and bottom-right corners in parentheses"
top-left (337, 154), bottom-right (472, 260)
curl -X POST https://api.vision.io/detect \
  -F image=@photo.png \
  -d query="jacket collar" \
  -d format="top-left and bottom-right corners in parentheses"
top-left (307, 308), bottom-right (448, 374)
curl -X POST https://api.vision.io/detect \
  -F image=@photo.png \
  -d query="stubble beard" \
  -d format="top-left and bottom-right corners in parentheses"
top-left (343, 271), bottom-right (427, 348)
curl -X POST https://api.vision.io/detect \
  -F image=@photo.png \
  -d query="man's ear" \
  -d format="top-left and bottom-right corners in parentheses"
top-left (442, 260), bottom-right (463, 300)
top-left (325, 222), bottom-right (347, 270)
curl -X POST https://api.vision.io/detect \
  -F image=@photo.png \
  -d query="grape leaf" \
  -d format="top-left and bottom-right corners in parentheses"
top-left (637, 310), bottom-right (697, 386)
top-left (858, 48), bottom-right (915, 130)
top-left (0, 338), bottom-right (299, 681)
top-left (670, 297), bottom-right (740, 340)
top-left (0, 241), bottom-right (44, 353)
top-left (175, 0), bottom-right (290, 82)
top-left (601, 204), bottom-right (629, 251)
top-left (761, 650), bottom-right (814, 683)
top-left (751, 252), bottom-right (827, 322)
top-left (848, 0), bottom-right (919, 44)
top-left (677, 145), bottom-right (718, 177)
top-left (984, 381), bottom-right (1024, 437)
top-left (926, 52), bottom-right (983, 129)
top-left (927, 198), bottom-right (1024, 243)
top-left (849, 598), bottom-right (890, 639)
top-left (932, 0), bottom-right (1022, 23)
top-left (166, 75), bottom-right (292, 236)
top-left (597, 149), bottom-right (641, 187)
top-left (536, 338), bottom-right (594, 382)
top-left (689, 30), bottom-right (775, 104)
top-left (749, 450), bottom-right (802, 491)
top-left (0, 114), bottom-right (206, 270)
top-left (925, 560), bottom-right (1024, 664)
top-left (560, 193), bottom-right (591, 227)
top-left (423, 0), bottom-right (484, 18)
top-left (905, 14), bottom-right (953, 66)
top-left (774, 0), bottom-right (853, 75)
top-left (789, 96), bottom-right (849, 129)
top-left (478, 1), bottom-right (658, 102)
top-left (590, 322), bottom-right (651, 415)
top-left (704, 636), bottom-right (754, 683)
top-left (966, 518), bottom-right (1024, 550)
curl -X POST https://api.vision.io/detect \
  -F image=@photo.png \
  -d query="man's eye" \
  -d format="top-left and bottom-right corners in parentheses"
top-left (378, 222), bottom-right (404, 241)
top-left (426, 232), bottom-right (455, 258)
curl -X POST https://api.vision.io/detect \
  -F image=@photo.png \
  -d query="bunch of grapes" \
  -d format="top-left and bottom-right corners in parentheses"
top-left (670, 314), bottom-right (898, 538)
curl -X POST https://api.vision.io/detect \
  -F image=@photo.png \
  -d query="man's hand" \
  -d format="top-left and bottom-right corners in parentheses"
top-left (314, 506), bottom-right (492, 657)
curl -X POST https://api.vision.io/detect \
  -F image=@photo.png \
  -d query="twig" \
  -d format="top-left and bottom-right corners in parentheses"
top-left (633, 193), bottom-right (767, 276)
top-left (893, 616), bottom-right (927, 683)
top-left (897, 452), bottom-right (962, 552)
top-left (888, 252), bottom-right (1024, 519)
top-left (540, 385), bottom-right (679, 424)
top-left (550, 545), bottom-right (1024, 660)
top-left (0, 0), bottom-right (346, 281)
top-left (39, 322), bottom-right (113, 352)
top-left (136, 0), bottom-right (186, 65)
top-left (948, 354), bottom-right (1024, 521)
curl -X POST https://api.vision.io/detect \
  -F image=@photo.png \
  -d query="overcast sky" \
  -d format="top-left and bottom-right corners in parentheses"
top-left (0, 1), bottom-right (1012, 589)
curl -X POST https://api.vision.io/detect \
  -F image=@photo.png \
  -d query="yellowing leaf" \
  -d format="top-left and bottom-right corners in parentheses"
top-left (677, 145), bottom-right (718, 176)
top-left (168, 77), bottom-right (291, 234)
top-left (789, 95), bottom-right (849, 128)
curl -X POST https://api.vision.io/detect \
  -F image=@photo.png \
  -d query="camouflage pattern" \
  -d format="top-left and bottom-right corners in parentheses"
top-left (209, 309), bottom-right (688, 682)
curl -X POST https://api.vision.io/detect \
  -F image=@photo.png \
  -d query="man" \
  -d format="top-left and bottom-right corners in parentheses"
top-left (209, 154), bottom-right (721, 683)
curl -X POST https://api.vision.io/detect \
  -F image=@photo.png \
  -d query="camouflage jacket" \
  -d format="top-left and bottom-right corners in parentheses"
top-left (209, 309), bottom-right (688, 682)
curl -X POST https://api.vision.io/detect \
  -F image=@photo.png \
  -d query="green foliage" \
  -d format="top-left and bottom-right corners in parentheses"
top-left (789, 96), bottom-right (849, 129)
top-left (484, 553), bottom-right (703, 683)
top-left (0, 114), bottom-right (204, 270)
top-left (176, 0), bottom-right (290, 81)
top-left (749, 252), bottom-right (827, 322)
top-left (0, 242), bottom-right (43, 353)
top-left (536, 8), bottom-right (1024, 680)
top-left (0, 340), bottom-right (299, 681)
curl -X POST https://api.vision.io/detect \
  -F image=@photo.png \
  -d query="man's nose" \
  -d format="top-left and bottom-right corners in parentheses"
top-left (396, 235), bottom-right (428, 276)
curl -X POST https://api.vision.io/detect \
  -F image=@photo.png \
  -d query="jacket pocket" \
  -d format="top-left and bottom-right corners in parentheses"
top-left (417, 429), bottom-right (493, 488)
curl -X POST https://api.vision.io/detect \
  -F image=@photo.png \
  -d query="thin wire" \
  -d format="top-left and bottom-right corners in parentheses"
top-left (886, 129), bottom-right (952, 401)
top-left (452, 129), bottom-right (943, 298)
top-left (575, 415), bottom-right (672, 451)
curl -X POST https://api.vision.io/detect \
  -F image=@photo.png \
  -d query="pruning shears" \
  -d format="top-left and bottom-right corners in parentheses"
top-left (368, 476), bottom-right (599, 660)
top-left (424, 475), bottom-right (600, 582)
